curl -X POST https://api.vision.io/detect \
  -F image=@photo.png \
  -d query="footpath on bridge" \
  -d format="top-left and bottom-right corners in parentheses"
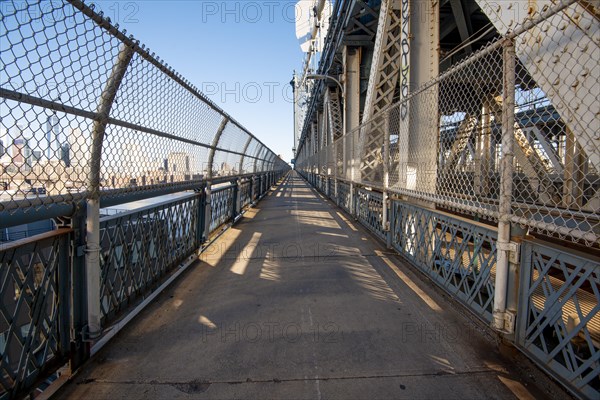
top-left (57, 172), bottom-right (568, 400)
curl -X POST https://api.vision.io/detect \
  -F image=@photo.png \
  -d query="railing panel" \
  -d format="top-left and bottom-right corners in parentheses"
top-left (355, 188), bottom-right (386, 240)
top-left (240, 179), bottom-right (252, 208)
top-left (337, 181), bottom-right (351, 212)
top-left (390, 201), bottom-right (497, 322)
top-left (98, 195), bottom-right (199, 324)
top-left (209, 185), bottom-right (235, 233)
top-left (0, 230), bottom-right (71, 400)
top-left (517, 241), bottom-right (600, 398)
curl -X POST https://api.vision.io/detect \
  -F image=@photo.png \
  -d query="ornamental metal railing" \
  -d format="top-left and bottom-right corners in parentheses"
top-left (303, 170), bottom-right (599, 398)
top-left (0, 229), bottom-right (71, 400)
top-left (0, 171), bottom-right (283, 400)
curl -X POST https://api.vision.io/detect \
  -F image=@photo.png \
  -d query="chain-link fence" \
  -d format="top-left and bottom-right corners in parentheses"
top-left (297, 0), bottom-right (599, 249)
top-left (1, 1), bottom-right (290, 398)
top-left (0, 0), bottom-right (288, 221)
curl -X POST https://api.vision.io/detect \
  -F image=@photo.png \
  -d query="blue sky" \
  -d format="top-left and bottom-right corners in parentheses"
top-left (94, 0), bottom-right (306, 162)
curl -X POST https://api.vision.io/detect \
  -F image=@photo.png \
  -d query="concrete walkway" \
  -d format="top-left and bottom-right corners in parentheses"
top-left (57, 172), bottom-right (567, 399)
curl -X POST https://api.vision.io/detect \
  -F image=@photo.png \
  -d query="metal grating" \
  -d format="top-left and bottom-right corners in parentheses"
top-left (517, 241), bottom-right (599, 399)
top-left (0, 230), bottom-right (70, 400)
top-left (99, 195), bottom-right (199, 323)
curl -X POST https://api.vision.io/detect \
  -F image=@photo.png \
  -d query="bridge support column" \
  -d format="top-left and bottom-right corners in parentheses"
top-left (343, 46), bottom-right (360, 217)
top-left (343, 46), bottom-right (360, 183)
top-left (562, 127), bottom-right (585, 208)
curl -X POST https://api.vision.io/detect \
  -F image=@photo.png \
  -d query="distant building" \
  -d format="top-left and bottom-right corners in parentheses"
top-left (68, 128), bottom-right (90, 168)
top-left (167, 152), bottom-right (191, 173)
top-left (220, 162), bottom-right (234, 175)
top-left (61, 143), bottom-right (70, 167)
top-left (46, 115), bottom-right (60, 160)
top-left (12, 133), bottom-right (31, 165)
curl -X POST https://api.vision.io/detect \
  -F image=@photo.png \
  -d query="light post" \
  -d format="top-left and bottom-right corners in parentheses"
top-left (305, 74), bottom-right (344, 102)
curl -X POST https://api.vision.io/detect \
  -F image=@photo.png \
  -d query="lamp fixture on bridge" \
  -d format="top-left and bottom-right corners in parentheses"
top-left (305, 74), bottom-right (344, 100)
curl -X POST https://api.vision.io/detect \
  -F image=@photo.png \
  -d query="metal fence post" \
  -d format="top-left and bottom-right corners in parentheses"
top-left (68, 204), bottom-right (90, 370)
top-left (493, 38), bottom-right (516, 332)
top-left (389, 198), bottom-right (396, 248)
top-left (349, 182), bottom-right (355, 216)
top-left (56, 221), bottom-right (72, 363)
top-left (254, 175), bottom-right (260, 204)
top-left (86, 44), bottom-right (133, 340)
top-left (515, 240), bottom-right (533, 344)
top-left (266, 173), bottom-right (269, 194)
top-left (235, 178), bottom-right (242, 216)
top-left (51, 218), bottom-right (74, 372)
top-left (232, 179), bottom-right (239, 219)
top-left (204, 182), bottom-right (212, 240)
top-left (334, 169), bottom-right (338, 204)
top-left (196, 188), bottom-right (206, 246)
top-left (506, 224), bottom-right (527, 324)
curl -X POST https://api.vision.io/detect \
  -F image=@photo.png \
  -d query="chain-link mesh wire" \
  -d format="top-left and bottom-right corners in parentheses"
top-left (296, 0), bottom-right (598, 248)
top-left (0, 0), bottom-right (287, 217)
top-left (505, 2), bottom-right (599, 247)
top-left (389, 45), bottom-right (503, 219)
top-left (1, 1), bottom-right (119, 211)
top-left (356, 112), bottom-right (386, 188)
top-left (217, 124), bottom-right (251, 157)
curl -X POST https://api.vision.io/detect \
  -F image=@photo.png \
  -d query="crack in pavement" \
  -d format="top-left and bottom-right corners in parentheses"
top-left (78, 367), bottom-right (499, 387)
top-left (206, 252), bottom-right (399, 262)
